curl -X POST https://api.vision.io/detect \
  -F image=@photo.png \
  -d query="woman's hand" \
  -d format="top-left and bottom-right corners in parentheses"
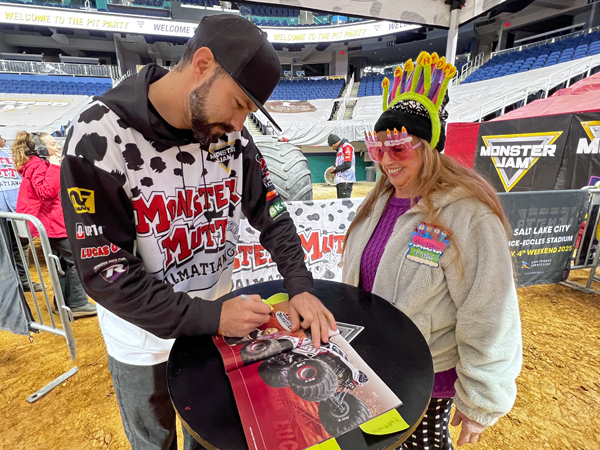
top-left (451, 408), bottom-right (486, 446)
top-left (49, 155), bottom-right (61, 166)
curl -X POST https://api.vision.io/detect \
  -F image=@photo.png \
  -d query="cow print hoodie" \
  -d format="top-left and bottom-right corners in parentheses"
top-left (60, 64), bottom-right (313, 364)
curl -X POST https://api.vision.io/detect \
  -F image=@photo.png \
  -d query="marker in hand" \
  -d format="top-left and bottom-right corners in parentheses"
top-left (241, 294), bottom-right (274, 310)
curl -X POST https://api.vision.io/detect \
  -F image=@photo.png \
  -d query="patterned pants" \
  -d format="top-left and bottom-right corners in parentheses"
top-left (400, 398), bottom-right (454, 450)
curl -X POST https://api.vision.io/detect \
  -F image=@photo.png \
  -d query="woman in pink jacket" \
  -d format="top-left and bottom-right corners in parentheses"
top-left (13, 131), bottom-right (96, 317)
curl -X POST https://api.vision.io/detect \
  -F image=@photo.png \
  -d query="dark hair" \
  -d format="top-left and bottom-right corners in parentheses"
top-left (177, 36), bottom-right (227, 78)
top-left (179, 32), bottom-right (204, 68)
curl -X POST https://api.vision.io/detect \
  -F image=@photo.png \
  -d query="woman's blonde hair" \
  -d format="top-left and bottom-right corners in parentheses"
top-left (344, 138), bottom-right (510, 272)
top-left (11, 131), bottom-right (35, 170)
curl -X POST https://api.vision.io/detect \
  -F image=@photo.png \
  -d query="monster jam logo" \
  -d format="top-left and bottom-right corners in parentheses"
top-left (576, 121), bottom-right (600, 154)
top-left (480, 132), bottom-right (563, 192)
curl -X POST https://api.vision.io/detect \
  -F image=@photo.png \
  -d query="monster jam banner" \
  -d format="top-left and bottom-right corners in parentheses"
top-left (499, 190), bottom-right (588, 287)
top-left (474, 112), bottom-right (600, 192)
top-left (231, 198), bottom-right (363, 290)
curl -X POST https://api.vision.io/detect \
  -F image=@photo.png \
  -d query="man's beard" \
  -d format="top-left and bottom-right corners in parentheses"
top-left (189, 76), bottom-right (235, 147)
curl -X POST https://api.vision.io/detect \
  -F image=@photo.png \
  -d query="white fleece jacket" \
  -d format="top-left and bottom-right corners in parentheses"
top-left (342, 187), bottom-right (522, 427)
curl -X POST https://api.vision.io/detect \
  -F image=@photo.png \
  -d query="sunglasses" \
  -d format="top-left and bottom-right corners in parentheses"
top-left (365, 127), bottom-right (422, 163)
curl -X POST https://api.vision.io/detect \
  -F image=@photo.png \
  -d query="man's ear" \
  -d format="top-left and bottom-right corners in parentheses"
top-left (190, 47), bottom-right (217, 84)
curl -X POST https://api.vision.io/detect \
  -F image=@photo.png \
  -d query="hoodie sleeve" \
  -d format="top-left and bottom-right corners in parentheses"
top-left (240, 129), bottom-right (314, 298)
top-left (443, 207), bottom-right (522, 427)
top-left (60, 126), bottom-right (222, 339)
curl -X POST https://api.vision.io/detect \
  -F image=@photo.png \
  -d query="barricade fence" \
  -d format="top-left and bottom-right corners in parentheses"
top-left (0, 212), bottom-right (78, 403)
top-left (561, 188), bottom-right (600, 294)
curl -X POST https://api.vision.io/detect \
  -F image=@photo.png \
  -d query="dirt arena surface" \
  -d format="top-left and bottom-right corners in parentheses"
top-left (1, 182), bottom-right (599, 450)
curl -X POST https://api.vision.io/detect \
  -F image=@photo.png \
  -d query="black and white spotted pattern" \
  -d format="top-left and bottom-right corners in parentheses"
top-left (232, 198), bottom-right (363, 289)
top-left (399, 398), bottom-right (454, 450)
top-left (65, 98), bottom-right (246, 294)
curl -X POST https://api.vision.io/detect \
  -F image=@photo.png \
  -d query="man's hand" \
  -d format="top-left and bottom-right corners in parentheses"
top-left (326, 167), bottom-right (335, 174)
top-left (288, 292), bottom-right (336, 348)
top-left (218, 295), bottom-right (271, 337)
top-left (451, 408), bottom-right (486, 446)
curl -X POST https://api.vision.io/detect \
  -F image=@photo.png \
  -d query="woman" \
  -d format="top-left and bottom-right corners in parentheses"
top-left (342, 53), bottom-right (522, 449)
top-left (13, 131), bottom-right (96, 317)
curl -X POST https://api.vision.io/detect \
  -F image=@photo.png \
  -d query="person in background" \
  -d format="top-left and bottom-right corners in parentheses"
top-left (327, 133), bottom-right (356, 198)
top-left (342, 54), bottom-right (522, 449)
top-left (0, 133), bottom-right (42, 292)
top-left (12, 131), bottom-right (96, 317)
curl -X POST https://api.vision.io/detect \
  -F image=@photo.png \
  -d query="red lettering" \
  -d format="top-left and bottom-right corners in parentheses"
top-left (333, 235), bottom-right (345, 253)
top-left (177, 189), bottom-right (194, 219)
top-left (197, 186), bottom-right (214, 210)
top-left (300, 232), bottom-right (323, 261)
top-left (279, 442), bottom-right (299, 450)
top-left (237, 245), bottom-right (253, 267)
top-left (254, 244), bottom-right (268, 267)
top-left (214, 218), bottom-right (227, 245)
top-left (214, 183), bottom-right (227, 210)
top-left (160, 227), bottom-right (191, 268)
top-left (110, 243), bottom-right (120, 253)
top-left (322, 234), bottom-right (332, 253)
top-left (224, 178), bottom-right (240, 204)
top-left (133, 194), bottom-right (170, 235)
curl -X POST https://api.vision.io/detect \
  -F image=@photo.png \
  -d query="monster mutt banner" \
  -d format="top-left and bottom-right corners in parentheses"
top-left (499, 190), bottom-right (588, 287)
top-left (231, 199), bottom-right (363, 290)
top-left (474, 113), bottom-right (600, 192)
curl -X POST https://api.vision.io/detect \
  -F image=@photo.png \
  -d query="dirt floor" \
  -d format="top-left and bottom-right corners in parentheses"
top-left (1, 182), bottom-right (600, 450)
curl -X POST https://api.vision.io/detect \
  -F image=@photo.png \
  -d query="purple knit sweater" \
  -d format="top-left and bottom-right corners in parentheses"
top-left (359, 195), bottom-right (457, 398)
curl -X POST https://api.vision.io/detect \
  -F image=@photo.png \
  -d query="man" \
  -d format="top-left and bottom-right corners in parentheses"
top-left (60, 15), bottom-right (335, 450)
top-left (327, 133), bottom-right (356, 198)
top-left (0, 134), bottom-right (42, 292)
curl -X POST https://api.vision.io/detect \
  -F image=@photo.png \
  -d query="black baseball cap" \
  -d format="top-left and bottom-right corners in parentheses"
top-left (193, 14), bottom-right (282, 132)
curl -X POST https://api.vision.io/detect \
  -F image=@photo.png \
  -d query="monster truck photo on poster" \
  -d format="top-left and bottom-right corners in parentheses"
top-left (212, 294), bottom-right (403, 450)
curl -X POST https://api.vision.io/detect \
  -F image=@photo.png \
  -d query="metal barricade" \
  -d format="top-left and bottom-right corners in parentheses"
top-left (0, 211), bottom-right (78, 402)
top-left (561, 188), bottom-right (600, 295)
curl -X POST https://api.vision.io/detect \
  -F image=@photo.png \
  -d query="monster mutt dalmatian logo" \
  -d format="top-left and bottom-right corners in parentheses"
top-left (480, 132), bottom-right (563, 192)
top-left (132, 178), bottom-right (241, 272)
top-left (577, 121), bottom-right (600, 154)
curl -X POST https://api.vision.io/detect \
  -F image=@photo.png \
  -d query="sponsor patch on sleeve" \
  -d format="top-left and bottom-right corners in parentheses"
top-left (68, 188), bottom-right (95, 213)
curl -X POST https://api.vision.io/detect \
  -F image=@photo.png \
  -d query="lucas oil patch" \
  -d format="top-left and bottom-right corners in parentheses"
top-left (406, 223), bottom-right (449, 268)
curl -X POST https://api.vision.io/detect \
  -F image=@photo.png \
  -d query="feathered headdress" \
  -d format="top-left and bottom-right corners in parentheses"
top-left (378, 51), bottom-right (456, 150)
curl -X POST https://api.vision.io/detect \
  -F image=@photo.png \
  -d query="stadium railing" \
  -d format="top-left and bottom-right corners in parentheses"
top-left (0, 60), bottom-right (117, 78)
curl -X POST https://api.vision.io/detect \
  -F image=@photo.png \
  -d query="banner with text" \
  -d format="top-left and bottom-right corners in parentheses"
top-left (499, 190), bottom-right (588, 287)
top-left (473, 112), bottom-right (600, 192)
top-left (231, 198), bottom-right (362, 290)
top-left (0, 4), bottom-right (418, 43)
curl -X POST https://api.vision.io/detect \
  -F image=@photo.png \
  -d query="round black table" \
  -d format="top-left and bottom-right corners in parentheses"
top-left (168, 280), bottom-right (433, 450)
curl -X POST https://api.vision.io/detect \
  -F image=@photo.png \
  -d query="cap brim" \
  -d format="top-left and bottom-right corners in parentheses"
top-left (234, 79), bottom-right (282, 133)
